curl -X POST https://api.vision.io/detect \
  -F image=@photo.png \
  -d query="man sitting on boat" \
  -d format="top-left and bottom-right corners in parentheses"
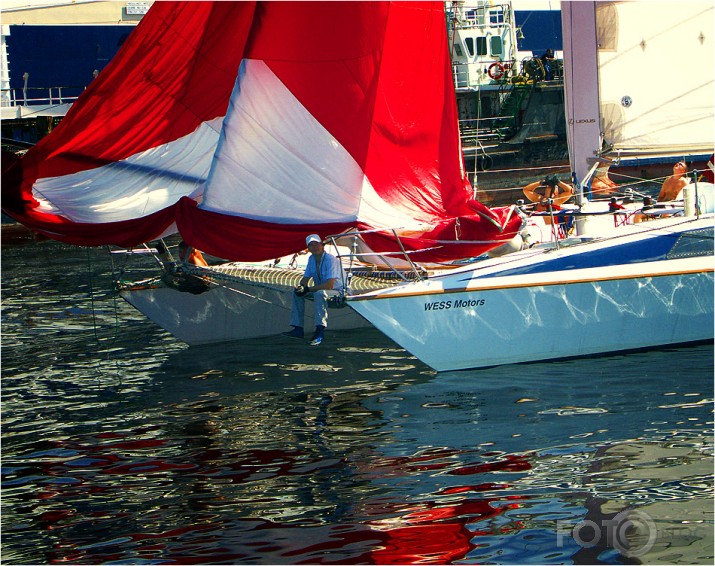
top-left (658, 161), bottom-right (690, 202)
top-left (284, 234), bottom-right (344, 346)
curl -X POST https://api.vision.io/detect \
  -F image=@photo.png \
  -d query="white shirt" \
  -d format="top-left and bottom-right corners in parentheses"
top-left (304, 252), bottom-right (344, 292)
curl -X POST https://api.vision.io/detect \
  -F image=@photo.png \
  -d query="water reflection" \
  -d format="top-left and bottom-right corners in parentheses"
top-left (2, 240), bottom-right (713, 564)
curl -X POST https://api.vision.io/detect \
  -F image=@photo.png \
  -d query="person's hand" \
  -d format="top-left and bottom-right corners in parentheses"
top-left (295, 285), bottom-right (308, 297)
top-left (543, 174), bottom-right (560, 187)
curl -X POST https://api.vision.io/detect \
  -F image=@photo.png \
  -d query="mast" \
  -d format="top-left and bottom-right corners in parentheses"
top-left (561, 0), bottom-right (601, 204)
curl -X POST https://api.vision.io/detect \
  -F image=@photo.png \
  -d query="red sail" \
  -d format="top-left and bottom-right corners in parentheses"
top-left (3, 1), bottom-right (521, 261)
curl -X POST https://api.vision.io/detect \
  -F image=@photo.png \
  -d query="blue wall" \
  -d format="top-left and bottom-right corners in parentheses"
top-left (6, 26), bottom-right (132, 96)
top-left (514, 10), bottom-right (562, 56)
top-left (5, 12), bottom-right (564, 94)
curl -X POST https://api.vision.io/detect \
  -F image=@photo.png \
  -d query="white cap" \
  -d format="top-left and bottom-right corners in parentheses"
top-left (305, 234), bottom-right (322, 246)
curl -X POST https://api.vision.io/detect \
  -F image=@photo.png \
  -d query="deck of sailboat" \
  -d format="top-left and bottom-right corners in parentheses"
top-left (208, 263), bottom-right (423, 294)
top-left (119, 260), bottom-right (426, 295)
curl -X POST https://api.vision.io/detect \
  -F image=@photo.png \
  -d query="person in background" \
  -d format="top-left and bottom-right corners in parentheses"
top-left (540, 48), bottom-right (555, 80)
top-left (178, 240), bottom-right (209, 267)
top-left (523, 175), bottom-right (574, 209)
top-left (523, 175), bottom-right (574, 233)
top-left (590, 169), bottom-right (620, 195)
top-left (283, 234), bottom-right (344, 346)
top-left (657, 161), bottom-right (690, 202)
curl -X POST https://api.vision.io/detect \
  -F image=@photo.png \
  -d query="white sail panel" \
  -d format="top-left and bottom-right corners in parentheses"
top-left (31, 118), bottom-right (222, 223)
top-left (201, 60), bottom-right (363, 224)
top-left (357, 176), bottom-right (432, 231)
top-left (201, 59), bottom-right (429, 231)
top-left (597, 1), bottom-right (714, 155)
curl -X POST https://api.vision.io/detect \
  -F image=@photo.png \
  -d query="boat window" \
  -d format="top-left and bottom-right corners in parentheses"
top-left (465, 37), bottom-right (475, 57)
top-left (667, 227), bottom-right (714, 259)
top-left (453, 43), bottom-right (464, 57)
top-left (476, 37), bottom-right (488, 56)
top-left (490, 36), bottom-right (503, 56)
top-left (489, 8), bottom-right (505, 24)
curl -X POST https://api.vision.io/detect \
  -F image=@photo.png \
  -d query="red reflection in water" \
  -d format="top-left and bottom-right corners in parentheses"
top-left (38, 509), bottom-right (76, 531)
top-left (14, 431), bottom-right (535, 565)
top-left (346, 453), bottom-right (533, 564)
top-left (363, 496), bottom-right (524, 564)
top-left (448, 454), bottom-right (532, 475)
top-left (96, 439), bottom-right (168, 450)
top-left (277, 492), bottom-right (525, 565)
top-left (438, 482), bottom-right (510, 495)
top-left (370, 522), bottom-right (476, 564)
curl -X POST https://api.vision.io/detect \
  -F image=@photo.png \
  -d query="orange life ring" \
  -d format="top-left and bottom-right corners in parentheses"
top-left (488, 62), bottom-right (505, 80)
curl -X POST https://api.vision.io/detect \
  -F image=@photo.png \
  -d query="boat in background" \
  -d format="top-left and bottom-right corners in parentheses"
top-left (0, 1), bottom-right (146, 144)
top-left (1, 1), bottom-right (524, 346)
top-left (564, 0), bottom-right (714, 193)
top-left (347, 0), bottom-right (714, 371)
top-left (448, 0), bottom-right (570, 199)
top-left (447, 0), bottom-right (712, 206)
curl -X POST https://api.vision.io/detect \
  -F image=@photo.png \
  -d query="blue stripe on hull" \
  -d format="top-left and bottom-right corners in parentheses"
top-left (469, 227), bottom-right (713, 280)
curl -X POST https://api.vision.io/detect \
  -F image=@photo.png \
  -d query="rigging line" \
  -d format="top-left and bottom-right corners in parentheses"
top-left (86, 247), bottom-right (124, 387)
top-left (86, 247), bottom-right (100, 343)
top-left (203, 277), bottom-right (291, 310)
top-left (12, 103), bottom-right (73, 119)
top-left (86, 247), bottom-right (110, 387)
top-left (106, 245), bottom-right (122, 344)
top-left (548, 0), bottom-right (558, 45)
top-left (105, 246), bottom-right (124, 387)
top-left (608, 171), bottom-right (668, 185)
top-left (475, 164), bottom-right (569, 177)
top-left (606, 166), bottom-right (667, 181)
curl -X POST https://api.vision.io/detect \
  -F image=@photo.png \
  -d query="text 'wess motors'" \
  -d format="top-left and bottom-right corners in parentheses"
top-left (424, 298), bottom-right (485, 311)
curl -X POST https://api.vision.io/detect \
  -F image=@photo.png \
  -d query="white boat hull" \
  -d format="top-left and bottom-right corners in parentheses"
top-left (120, 280), bottom-right (370, 346)
top-left (349, 218), bottom-right (714, 371)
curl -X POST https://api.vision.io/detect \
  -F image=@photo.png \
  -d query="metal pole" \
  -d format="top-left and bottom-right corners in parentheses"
top-left (692, 171), bottom-right (700, 218)
top-left (391, 229), bottom-right (423, 281)
top-left (546, 198), bottom-right (560, 249)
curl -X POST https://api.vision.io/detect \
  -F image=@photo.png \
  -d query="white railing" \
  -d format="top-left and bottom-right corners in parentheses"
top-left (0, 86), bottom-right (83, 108)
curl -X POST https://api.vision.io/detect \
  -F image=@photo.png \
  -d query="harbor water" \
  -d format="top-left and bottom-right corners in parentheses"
top-left (2, 238), bottom-right (713, 564)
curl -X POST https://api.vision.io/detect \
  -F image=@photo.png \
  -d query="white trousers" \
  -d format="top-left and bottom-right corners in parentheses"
top-left (289, 289), bottom-right (339, 329)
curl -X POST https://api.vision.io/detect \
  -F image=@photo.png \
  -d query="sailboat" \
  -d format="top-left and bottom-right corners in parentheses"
top-left (1, 1), bottom-right (525, 345)
top-left (347, 0), bottom-right (715, 371)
